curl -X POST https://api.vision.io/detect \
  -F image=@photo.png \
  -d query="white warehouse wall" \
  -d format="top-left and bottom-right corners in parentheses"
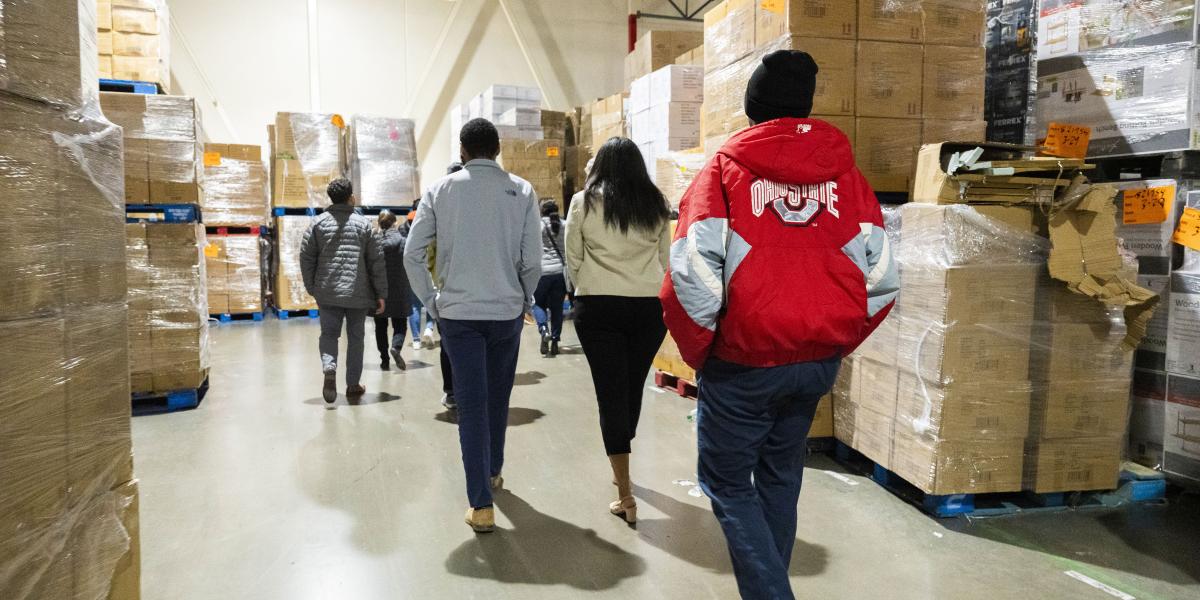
top-left (165, 0), bottom-right (706, 192)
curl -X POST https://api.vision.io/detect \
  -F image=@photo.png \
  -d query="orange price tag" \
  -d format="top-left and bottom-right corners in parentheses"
top-left (202, 151), bottom-right (221, 167)
top-left (331, 114), bottom-right (346, 129)
top-left (546, 146), bottom-right (560, 158)
top-left (203, 243), bottom-right (221, 258)
top-left (760, 0), bottom-right (785, 13)
top-left (1123, 186), bottom-right (1173, 225)
top-left (1172, 207), bottom-right (1200, 250)
top-left (1042, 122), bottom-right (1091, 159)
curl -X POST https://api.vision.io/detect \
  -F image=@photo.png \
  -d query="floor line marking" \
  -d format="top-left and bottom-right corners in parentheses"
top-left (1064, 570), bottom-right (1135, 600)
top-left (823, 470), bottom-right (859, 486)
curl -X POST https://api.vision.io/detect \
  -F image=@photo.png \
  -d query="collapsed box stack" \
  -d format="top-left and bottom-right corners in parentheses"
top-left (0, 0), bottom-right (139, 597)
top-left (630, 64), bottom-right (704, 182)
top-left (349, 115), bottom-right (420, 206)
top-left (97, 0), bottom-right (170, 89)
top-left (702, 0), bottom-right (987, 192)
top-left (100, 91), bottom-right (205, 205)
top-left (126, 222), bottom-right (210, 393)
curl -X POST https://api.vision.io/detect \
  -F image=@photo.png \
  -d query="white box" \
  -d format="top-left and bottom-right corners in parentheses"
top-left (1116, 179), bottom-right (1184, 272)
top-left (518, 86), bottom-right (542, 103)
top-left (484, 84), bottom-right (520, 100)
top-left (1167, 271), bottom-right (1200, 377)
top-left (498, 107), bottom-right (541, 127)
top-left (1128, 369), bottom-right (1167, 469)
top-left (495, 125), bottom-right (542, 141)
top-left (631, 109), bottom-right (654, 144)
top-left (1036, 1), bottom-right (1200, 61)
top-left (631, 74), bottom-right (653, 114)
top-left (638, 141), bottom-right (657, 182)
top-left (650, 65), bottom-right (704, 106)
top-left (1140, 273), bottom-right (1172, 356)
top-left (649, 102), bottom-right (702, 140)
top-left (468, 95), bottom-right (483, 119)
top-left (1165, 374), bottom-right (1200, 481)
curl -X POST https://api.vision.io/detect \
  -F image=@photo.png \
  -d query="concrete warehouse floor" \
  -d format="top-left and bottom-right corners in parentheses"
top-left (133, 319), bottom-right (1200, 600)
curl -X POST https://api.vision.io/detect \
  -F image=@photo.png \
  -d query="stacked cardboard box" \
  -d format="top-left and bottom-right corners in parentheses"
top-left (274, 215), bottom-right (318, 311)
top-left (450, 85), bottom-right (544, 160)
top-left (498, 139), bottom-right (564, 210)
top-left (97, 0), bottom-right (170, 91)
top-left (563, 145), bottom-right (591, 208)
top-left (201, 143), bottom-right (268, 227)
top-left (126, 222), bottom-right (210, 394)
top-left (1, 2), bottom-right (139, 596)
top-left (675, 45), bottom-right (705, 67)
top-left (205, 234), bottom-right (263, 316)
top-left (271, 112), bottom-right (346, 209)
top-left (349, 115), bottom-right (420, 206)
top-left (591, 92), bottom-right (628, 145)
top-left (702, 0), bottom-right (986, 191)
top-left (624, 29), bottom-right (704, 88)
top-left (630, 65), bottom-right (704, 181)
top-left (100, 91), bottom-right (204, 205)
top-left (656, 150), bottom-right (707, 209)
top-left (1034, 2), bottom-right (1200, 156)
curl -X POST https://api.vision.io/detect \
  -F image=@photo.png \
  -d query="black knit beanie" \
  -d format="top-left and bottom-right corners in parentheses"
top-left (744, 50), bottom-right (819, 123)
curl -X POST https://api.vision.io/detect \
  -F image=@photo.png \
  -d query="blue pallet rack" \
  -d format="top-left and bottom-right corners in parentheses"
top-left (126, 204), bottom-right (202, 223)
top-left (100, 78), bottom-right (162, 95)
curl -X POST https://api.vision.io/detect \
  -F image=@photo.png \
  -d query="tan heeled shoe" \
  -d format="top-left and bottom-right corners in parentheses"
top-left (464, 507), bottom-right (495, 533)
top-left (609, 496), bottom-right (637, 524)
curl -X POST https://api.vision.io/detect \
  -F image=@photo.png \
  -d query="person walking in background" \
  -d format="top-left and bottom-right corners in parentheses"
top-left (436, 162), bottom-right (464, 410)
top-left (661, 50), bottom-right (898, 599)
top-left (405, 119), bottom-right (541, 533)
top-left (533, 200), bottom-right (568, 357)
top-left (373, 210), bottom-right (412, 371)
top-left (402, 205), bottom-right (437, 351)
top-left (565, 137), bottom-right (670, 526)
top-left (300, 178), bottom-right (388, 405)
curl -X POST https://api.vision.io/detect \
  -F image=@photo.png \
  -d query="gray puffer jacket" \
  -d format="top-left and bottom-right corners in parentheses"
top-left (299, 204), bottom-right (387, 310)
top-left (541, 215), bottom-right (565, 275)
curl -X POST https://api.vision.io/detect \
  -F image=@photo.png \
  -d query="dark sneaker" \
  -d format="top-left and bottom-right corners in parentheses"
top-left (550, 340), bottom-right (559, 357)
top-left (322, 374), bottom-right (337, 404)
top-left (381, 360), bottom-right (390, 371)
top-left (391, 347), bottom-right (405, 371)
top-left (346, 384), bottom-right (367, 397)
top-left (540, 333), bottom-right (550, 356)
top-left (442, 393), bottom-right (457, 411)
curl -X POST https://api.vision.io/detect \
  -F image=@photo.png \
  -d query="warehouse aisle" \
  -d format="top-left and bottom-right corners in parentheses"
top-left (132, 320), bottom-right (1200, 600)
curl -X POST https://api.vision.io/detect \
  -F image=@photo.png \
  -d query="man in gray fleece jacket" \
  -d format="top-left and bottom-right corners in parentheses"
top-left (300, 178), bottom-right (387, 404)
top-left (405, 118), bottom-right (541, 532)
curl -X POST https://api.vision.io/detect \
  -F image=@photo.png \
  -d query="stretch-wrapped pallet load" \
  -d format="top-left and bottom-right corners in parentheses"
top-left (201, 143), bottom-right (268, 227)
top-left (97, 0), bottom-right (170, 90)
top-left (498, 138), bottom-right (564, 211)
top-left (272, 112), bottom-right (346, 209)
top-left (205, 234), bottom-right (263, 316)
top-left (630, 64), bottom-right (703, 182)
top-left (656, 150), bottom-right (707, 210)
top-left (1034, 2), bottom-right (1200, 157)
top-left (349, 115), bottom-right (419, 207)
top-left (451, 85), bottom-right (543, 160)
top-left (126, 222), bottom-right (209, 394)
top-left (274, 215), bottom-right (318, 311)
top-left (624, 29), bottom-right (704, 88)
top-left (1, 2), bottom-right (140, 597)
top-left (99, 91), bottom-right (204, 205)
top-left (590, 92), bottom-right (627, 147)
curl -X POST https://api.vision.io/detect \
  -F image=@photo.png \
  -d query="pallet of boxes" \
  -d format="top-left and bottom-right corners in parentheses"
top-left (702, 0), bottom-right (987, 194)
top-left (97, 0), bottom-right (171, 90)
top-left (268, 112), bottom-right (347, 316)
top-left (834, 142), bottom-right (1161, 514)
top-left (202, 143), bottom-right (270, 319)
top-left (1, 0), bottom-right (140, 597)
top-left (100, 90), bottom-right (211, 398)
top-left (1032, 1), bottom-right (1200, 483)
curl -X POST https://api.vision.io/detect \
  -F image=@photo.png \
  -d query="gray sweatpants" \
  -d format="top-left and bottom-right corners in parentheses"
top-left (318, 305), bottom-right (368, 387)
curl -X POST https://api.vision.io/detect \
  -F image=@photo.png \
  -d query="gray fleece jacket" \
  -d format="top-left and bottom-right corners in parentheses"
top-left (299, 203), bottom-right (387, 310)
top-left (404, 159), bottom-right (541, 321)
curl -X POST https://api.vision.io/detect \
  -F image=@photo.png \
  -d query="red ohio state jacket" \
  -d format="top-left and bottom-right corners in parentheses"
top-left (660, 118), bottom-right (898, 370)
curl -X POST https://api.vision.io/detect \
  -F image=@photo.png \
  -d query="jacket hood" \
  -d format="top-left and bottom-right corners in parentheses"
top-left (718, 118), bottom-right (853, 185)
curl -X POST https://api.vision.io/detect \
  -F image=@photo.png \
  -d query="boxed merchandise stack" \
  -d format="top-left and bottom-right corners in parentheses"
top-left (675, 45), bottom-right (705, 67)
top-left (702, 0), bottom-right (987, 192)
top-left (591, 92), bottom-right (628, 146)
top-left (205, 233), bottom-right (263, 316)
top-left (1034, 2), bottom-right (1200, 157)
top-left (629, 64), bottom-right (703, 182)
top-left (498, 138), bottom-right (565, 210)
top-left (274, 215), bottom-right (318, 311)
top-left (624, 29), bottom-right (704, 88)
top-left (984, 0), bottom-right (1037, 144)
top-left (97, 0), bottom-right (171, 90)
top-left (656, 150), bottom-right (707, 209)
top-left (1164, 269), bottom-right (1200, 481)
top-left (201, 143), bottom-right (268, 227)
top-left (100, 92), bottom-right (204, 205)
top-left (271, 111), bottom-right (346, 209)
top-left (126, 222), bottom-right (209, 393)
top-left (451, 85), bottom-right (544, 160)
top-left (1, 1), bottom-right (140, 597)
top-left (348, 115), bottom-right (420, 206)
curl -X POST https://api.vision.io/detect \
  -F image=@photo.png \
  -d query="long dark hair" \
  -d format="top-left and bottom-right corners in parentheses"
top-left (541, 200), bottom-right (562, 237)
top-left (584, 137), bottom-right (668, 234)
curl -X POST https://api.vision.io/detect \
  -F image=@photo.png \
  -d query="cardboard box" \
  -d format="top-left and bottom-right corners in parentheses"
top-left (111, 55), bottom-right (163, 84)
top-left (896, 370), bottom-right (1032, 440)
top-left (857, 0), bottom-right (923, 43)
top-left (924, 0), bottom-right (986, 47)
top-left (1031, 321), bottom-right (1134, 383)
top-left (834, 400), bottom-right (894, 469)
top-left (99, 55), bottom-right (115, 79)
top-left (112, 5), bottom-right (159, 34)
top-left (898, 318), bottom-right (1033, 385)
top-left (1035, 0), bottom-right (1199, 61)
top-left (112, 31), bottom-right (161, 57)
top-left (923, 46), bottom-right (985, 120)
top-left (202, 143), bottom-right (269, 227)
top-left (274, 216), bottom-right (318, 310)
top-left (1167, 271), bottom-right (1200, 377)
top-left (1030, 379), bottom-right (1132, 440)
top-left (921, 119), bottom-right (987, 145)
top-left (675, 45), bottom-right (705, 67)
top-left (0, 0), bottom-right (100, 108)
top-left (99, 31), bottom-right (114, 56)
top-left (811, 394), bottom-right (834, 438)
top-left (856, 41), bottom-right (922, 119)
top-left (900, 264), bottom-right (1039, 325)
top-left (349, 116), bottom-right (421, 206)
top-left (1128, 369), bottom-right (1167, 470)
top-left (755, 0), bottom-right (856, 43)
top-left (650, 65), bottom-right (705, 105)
top-left (854, 312), bottom-right (898, 365)
top-left (892, 429), bottom-right (1025, 494)
top-left (855, 358), bottom-right (899, 419)
top-left (855, 117), bottom-right (920, 193)
top-left (98, 0), bottom-right (114, 30)
top-left (1024, 437), bottom-right (1123, 493)
top-left (1164, 374), bottom-right (1200, 481)
top-left (1115, 180), bottom-right (1184, 274)
top-left (705, 0), bottom-right (758, 72)
top-left (626, 30), bottom-right (705, 86)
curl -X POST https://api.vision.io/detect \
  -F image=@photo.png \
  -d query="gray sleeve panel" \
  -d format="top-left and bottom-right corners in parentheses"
top-left (669, 217), bottom-right (731, 331)
top-left (842, 222), bottom-right (899, 318)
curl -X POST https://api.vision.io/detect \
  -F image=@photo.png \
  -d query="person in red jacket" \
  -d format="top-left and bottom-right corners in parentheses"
top-left (661, 50), bottom-right (898, 599)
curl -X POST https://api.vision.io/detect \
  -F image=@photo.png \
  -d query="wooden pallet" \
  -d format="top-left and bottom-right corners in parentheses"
top-left (654, 370), bottom-right (697, 398)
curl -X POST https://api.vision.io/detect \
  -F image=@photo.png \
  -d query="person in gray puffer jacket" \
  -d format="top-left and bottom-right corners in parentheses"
top-left (300, 178), bottom-right (387, 404)
top-left (532, 200), bottom-right (568, 357)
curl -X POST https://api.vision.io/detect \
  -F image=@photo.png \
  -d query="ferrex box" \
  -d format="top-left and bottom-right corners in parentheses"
top-left (756, 0), bottom-right (856, 43)
top-left (857, 41), bottom-right (923, 119)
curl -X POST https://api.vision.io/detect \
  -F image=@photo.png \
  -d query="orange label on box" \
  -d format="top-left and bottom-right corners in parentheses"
top-left (760, 0), bottom-right (785, 13)
top-left (1172, 207), bottom-right (1200, 250)
top-left (203, 152), bottom-right (222, 167)
top-left (1042, 123), bottom-right (1091, 159)
top-left (203, 243), bottom-right (220, 258)
top-left (1123, 186), bottom-right (1173, 225)
top-left (331, 114), bottom-right (346, 129)
top-left (546, 146), bottom-right (560, 158)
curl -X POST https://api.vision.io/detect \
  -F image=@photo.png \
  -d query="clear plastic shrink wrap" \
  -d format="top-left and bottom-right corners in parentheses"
top-left (205, 234), bottom-right (264, 316)
top-left (99, 91), bottom-right (204, 205)
top-left (1, 2), bottom-right (139, 598)
top-left (274, 215), bottom-right (318, 311)
top-left (274, 112), bottom-right (344, 209)
top-left (656, 151), bottom-right (707, 210)
top-left (349, 115), bottom-right (420, 206)
top-left (200, 143), bottom-right (268, 227)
